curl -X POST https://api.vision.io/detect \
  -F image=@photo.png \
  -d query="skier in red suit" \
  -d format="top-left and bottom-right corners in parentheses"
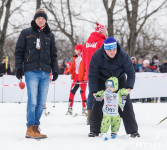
top-left (66, 44), bottom-right (87, 116)
top-left (82, 23), bottom-right (107, 81)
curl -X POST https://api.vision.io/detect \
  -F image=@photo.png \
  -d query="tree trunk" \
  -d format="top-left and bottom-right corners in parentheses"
top-left (107, 11), bottom-right (114, 37)
top-left (128, 32), bottom-right (137, 56)
top-left (125, 0), bottom-right (138, 56)
top-left (125, 0), bottom-right (167, 57)
top-left (0, 39), bottom-right (4, 61)
top-left (43, 0), bottom-right (77, 54)
top-left (102, 0), bottom-right (116, 37)
top-left (0, 0), bottom-right (12, 62)
top-left (36, 0), bottom-right (41, 10)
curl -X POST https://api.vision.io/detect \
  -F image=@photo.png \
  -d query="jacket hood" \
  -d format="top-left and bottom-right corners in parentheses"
top-left (87, 32), bottom-right (106, 43)
top-left (105, 77), bottom-right (118, 92)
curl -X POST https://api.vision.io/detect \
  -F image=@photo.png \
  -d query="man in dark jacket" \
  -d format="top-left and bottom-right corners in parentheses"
top-left (15, 9), bottom-right (58, 139)
top-left (88, 37), bottom-right (140, 138)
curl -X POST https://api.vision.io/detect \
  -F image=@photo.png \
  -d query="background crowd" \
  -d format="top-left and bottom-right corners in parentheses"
top-left (55, 54), bottom-right (167, 103)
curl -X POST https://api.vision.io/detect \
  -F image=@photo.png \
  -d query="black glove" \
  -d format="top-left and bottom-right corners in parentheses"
top-left (52, 72), bottom-right (58, 81)
top-left (16, 68), bottom-right (23, 80)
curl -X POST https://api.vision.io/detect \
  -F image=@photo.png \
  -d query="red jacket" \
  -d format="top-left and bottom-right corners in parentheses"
top-left (82, 32), bottom-right (106, 80)
top-left (67, 55), bottom-right (86, 81)
top-left (78, 60), bottom-right (86, 81)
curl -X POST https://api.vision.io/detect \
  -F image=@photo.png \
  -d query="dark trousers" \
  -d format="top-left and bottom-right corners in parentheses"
top-left (89, 75), bottom-right (138, 134)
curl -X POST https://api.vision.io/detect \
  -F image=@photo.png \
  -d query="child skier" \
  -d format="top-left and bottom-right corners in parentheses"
top-left (66, 44), bottom-right (87, 116)
top-left (95, 77), bottom-right (128, 140)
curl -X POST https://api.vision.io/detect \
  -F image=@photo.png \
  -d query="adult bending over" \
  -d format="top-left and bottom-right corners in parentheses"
top-left (88, 37), bottom-right (140, 138)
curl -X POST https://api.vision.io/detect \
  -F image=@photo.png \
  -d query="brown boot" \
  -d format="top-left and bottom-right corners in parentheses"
top-left (87, 109), bottom-right (92, 125)
top-left (34, 125), bottom-right (47, 138)
top-left (25, 125), bottom-right (43, 139)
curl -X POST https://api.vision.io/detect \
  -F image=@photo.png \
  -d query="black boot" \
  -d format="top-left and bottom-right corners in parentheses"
top-left (88, 132), bottom-right (99, 137)
top-left (130, 131), bottom-right (140, 138)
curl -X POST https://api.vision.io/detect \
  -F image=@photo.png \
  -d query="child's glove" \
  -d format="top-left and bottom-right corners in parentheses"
top-left (119, 88), bottom-right (128, 96)
top-left (119, 88), bottom-right (129, 101)
top-left (95, 90), bottom-right (104, 97)
top-left (95, 90), bottom-right (104, 101)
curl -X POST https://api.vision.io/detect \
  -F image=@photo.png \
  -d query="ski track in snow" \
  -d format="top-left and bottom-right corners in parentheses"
top-left (0, 102), bottom-right (167, 150)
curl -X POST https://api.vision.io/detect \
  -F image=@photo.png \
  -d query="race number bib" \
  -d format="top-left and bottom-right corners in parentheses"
top-left (102, 92), bottom-right (119, 116)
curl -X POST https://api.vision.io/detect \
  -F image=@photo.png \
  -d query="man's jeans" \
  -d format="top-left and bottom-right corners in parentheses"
top-left (25, 70), bottom-right (50, 127)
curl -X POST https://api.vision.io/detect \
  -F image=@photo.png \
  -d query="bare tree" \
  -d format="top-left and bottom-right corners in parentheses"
top-left (0, 0), bottom-right (12, 62)
top-left (102, 0), bottom-right (116, 36)
top-left (125, 0), bottom-right (167, 57)
top-left (115, 20), bottom-right (129, 48)
top-left (56, 39), bottom-right (73, 60)
top-left (135, 26), bottom-right (167, 60)
top-left (36, 0), bottom-right (42, 10)
top-left (0, 0), bottom-right (29, 62)
top-left (43, 0), bottom-right (77, 47)
top-left (3, 36), bottom-right (16, 70)
top-left (42, 0), bottom-right (83, 59)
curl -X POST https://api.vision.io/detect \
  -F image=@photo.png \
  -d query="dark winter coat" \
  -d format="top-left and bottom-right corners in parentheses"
top-left (88, 43), bottom-right (135, 93)
top-left (160, 63), bottom-right (167, 73)
top-left (132, 63), bottom-right (139, 72)
top-left (0, 63), bottom-right (11, 75)
top-left (15, 21), bottom-right (58, 73)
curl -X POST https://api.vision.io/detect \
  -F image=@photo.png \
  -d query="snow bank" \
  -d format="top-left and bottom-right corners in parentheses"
top-left (0, 103), bottom-right (167, 150)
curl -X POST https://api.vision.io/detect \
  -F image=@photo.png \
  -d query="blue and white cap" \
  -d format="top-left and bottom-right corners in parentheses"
top-left (104, 37), bottom-right (117, 50)
top-left (106, 80), bottom-right (114, 88)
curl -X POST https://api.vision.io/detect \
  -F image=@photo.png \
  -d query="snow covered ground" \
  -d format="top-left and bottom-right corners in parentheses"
top-left (0, 102), bottom-right (167, 150)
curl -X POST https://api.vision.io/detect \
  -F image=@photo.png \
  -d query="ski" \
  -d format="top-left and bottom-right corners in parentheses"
top-left (43, 108), bottom-right (50, 116)
top-left (44, 111), bottom-right (50, 116)
top-left (73, 113), bottom-right (87, 117)
top-left (43, 104), bottom-right (50, 116)
top-left (157, 116), bottom-right (167, 125)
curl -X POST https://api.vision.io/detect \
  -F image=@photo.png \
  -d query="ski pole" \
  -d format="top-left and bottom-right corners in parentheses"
top-left (157, 116), bottom-right (167, 125)
top-left (53, 81), bottom-right (55, 107)
top-left (2, 74), bottom-right (4, 103)
top-left (19, 88), bottom-right (25, 104)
